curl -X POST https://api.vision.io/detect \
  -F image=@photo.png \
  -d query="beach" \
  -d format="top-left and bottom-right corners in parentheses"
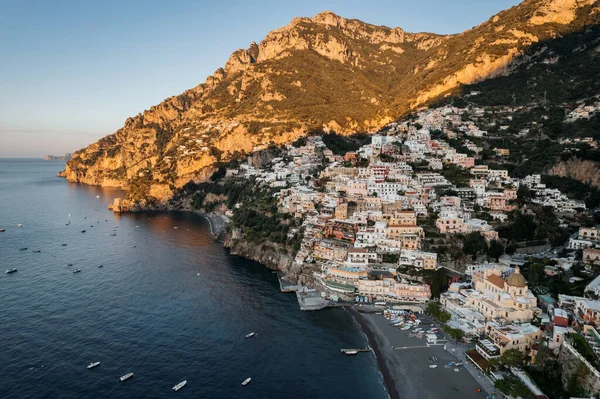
top-left (350, 308), bottom-right (487, 399)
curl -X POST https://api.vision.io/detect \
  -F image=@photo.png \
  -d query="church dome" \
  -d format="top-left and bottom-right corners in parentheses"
top-left (506, 266), bottom-right (527, 288)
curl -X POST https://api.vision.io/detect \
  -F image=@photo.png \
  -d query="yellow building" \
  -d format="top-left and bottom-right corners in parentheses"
top-left (468, 266), bottom-right (537, 323)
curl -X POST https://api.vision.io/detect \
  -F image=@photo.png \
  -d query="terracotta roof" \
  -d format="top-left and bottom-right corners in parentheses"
top-left (487, 274), bottom-right (505, 289)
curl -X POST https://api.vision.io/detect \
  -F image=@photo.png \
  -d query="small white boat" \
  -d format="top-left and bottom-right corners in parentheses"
top-left (120, 373), bottom-right (134, 382)
top-left (5, 268), bottom-right (17, 274)
top-left (242, 377), bottom-right (251, 386)
top-left (17, 223), bottom-right (23, 227)
top-left (174, 227), bottom-right (178, 229)
top-left (429, 365), bottom-right (438, 369)
top-left (245, 332), bottom-right (255, 338)
top-left (172, 380), bottom-right (187, 391)
top-left (344, 351), bottom-right (358, 355)
top-left (87, 362), bottom-right (100, 369)
top-left (95, 195), bottom-right (100, 199)
top-left (73, 269), bottom-right (82, 274)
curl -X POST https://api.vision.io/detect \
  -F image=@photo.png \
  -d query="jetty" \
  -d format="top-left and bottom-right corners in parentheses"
top-left (296, 286), bottom-right (329, 311)
top-left (277, 272), bottom-right (300, 292)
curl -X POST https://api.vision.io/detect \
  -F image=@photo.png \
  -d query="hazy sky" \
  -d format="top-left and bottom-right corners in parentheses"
top-left (0, 0), bottom-right (521, 157)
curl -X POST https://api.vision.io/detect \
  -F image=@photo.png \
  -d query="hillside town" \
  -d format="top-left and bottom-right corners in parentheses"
top-left (215, 104), bottom-right (600, 398)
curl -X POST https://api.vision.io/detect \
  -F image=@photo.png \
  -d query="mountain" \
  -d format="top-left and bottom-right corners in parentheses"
top-left (62, 0), bottom-right (600, 202)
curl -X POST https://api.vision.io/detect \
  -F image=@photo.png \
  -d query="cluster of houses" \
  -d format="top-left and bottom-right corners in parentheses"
top-left (225, 103), bottom-right (596, 306)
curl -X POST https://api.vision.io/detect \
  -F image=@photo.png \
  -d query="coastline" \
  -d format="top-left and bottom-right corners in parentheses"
top-left (349, 307), bottom-right (399, 399)
top-left (349, 308), bottom-right (487, 399)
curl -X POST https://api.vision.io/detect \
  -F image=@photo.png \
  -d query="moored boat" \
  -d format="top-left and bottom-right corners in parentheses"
top-left (81, 230), bottom-right (86, 233)
top-left (120, 373), bottom-right (134, 382)
top-left (245, 332), bottom-right (255, 338)
top-left (172, 380), bottom-right (187, 391)
top-left (242, 377), bottom-right (251, 386)
top-left (19, 247), bottom-right (28, 251)
top-left (344, 351), bottom-right (358, 355)
top-left (87, 362), bottom-right (100, 369)
top-left (73, 269), bottom-right (81, 274)
top-left (32, 249), bottom-right (41, 253)
top-left (5, 268), bottom-right (17, 274)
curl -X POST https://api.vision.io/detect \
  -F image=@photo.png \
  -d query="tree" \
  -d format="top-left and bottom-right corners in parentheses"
top-left (500, 348), bottom-right (524, 367)
top-left (494, 376), bottom-right (535, 399)
top-left (487, 240), bottom-right (505, 260)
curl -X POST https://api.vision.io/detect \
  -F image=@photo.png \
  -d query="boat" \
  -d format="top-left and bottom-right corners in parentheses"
top-left (120, 373), bottom-right (134, 382)
top-left (242, 377), bottom-right (251, 386)
top-left (0, 228), bottom-right (5, 232)
top-left (97, 265), bottom-right (104, 268)
top-left (67, 263), bottom-right (73, 266)
top-left (110, 233), bottom-right (116, 237)
top-left (87, 362), bottom-right (101, 369)
top-left (81, 230), bottom-right (86, 233)
top-left (95, 195), bottom-right (100, 199)
top-left (172, 380), bottom-right (187, 391)
top-left (429, 365), bottom-right (438, 369)
top-left (174, 227), bottom-right (178, 229)
top-left (61, 244), bottom-right (67, 246)
top-left (5, 269), bottom-right (17, 274)
top-left (344, 351), bottom-right (358, 355)
top-left (32, 249), bottom-right (41, 253)
top-left (17, 223), bottom-right (23, 227)
top-left (245, 332), bottom-right (255, 338)
top-left (19, 247), bottom-right (28, 251)
top-left (73, 269), bottom-right (81, 274)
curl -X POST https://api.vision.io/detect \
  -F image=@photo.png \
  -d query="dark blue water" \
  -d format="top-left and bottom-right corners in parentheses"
top-left (0, 159), bottom-right (387, 399)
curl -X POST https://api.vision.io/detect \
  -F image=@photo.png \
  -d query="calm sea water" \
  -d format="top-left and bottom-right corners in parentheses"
top-left (0, 159), bottom-right (387, 399)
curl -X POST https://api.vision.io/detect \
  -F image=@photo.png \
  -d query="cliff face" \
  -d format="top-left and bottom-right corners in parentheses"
top-left (64, 0), bottom-right (600, 201)
top-left (224, 228), bottom-right (293, 272)
top-left (549, 158), bottom-right (600, 188)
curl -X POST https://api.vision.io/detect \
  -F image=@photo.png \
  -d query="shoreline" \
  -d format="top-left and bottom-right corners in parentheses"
top-left (349, 307), bottom-right (399, 399)
top-left (349, 308), bottom-right (487, 399)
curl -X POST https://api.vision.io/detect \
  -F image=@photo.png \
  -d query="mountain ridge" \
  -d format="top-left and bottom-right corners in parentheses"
top-left (63, 0), bottom-right (600, 202)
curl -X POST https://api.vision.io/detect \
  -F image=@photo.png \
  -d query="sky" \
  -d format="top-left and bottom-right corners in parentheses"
top-left (0, 0), bottom-right (522, 157)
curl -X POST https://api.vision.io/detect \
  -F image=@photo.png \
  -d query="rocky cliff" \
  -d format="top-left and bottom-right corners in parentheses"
top-left (224, 228), bottom-right (293, 272)
top-left (63, 0), bottom-right (600, 202)
top-left (549, 158), bottom-right (600, 188)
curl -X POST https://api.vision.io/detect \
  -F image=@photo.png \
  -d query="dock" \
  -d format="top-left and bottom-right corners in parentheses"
top-left (277, 272), bottom-right (301, 293)
top-left (296, 286), bottom-right (329, 310)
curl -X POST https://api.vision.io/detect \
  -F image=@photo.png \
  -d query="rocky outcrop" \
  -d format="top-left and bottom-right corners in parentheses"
top-left (63, 0), bottom-right (600, 203)
top-left (549, 158), bottom-right (600, 188)
top-left (224, 229), bottom-right (293, 272)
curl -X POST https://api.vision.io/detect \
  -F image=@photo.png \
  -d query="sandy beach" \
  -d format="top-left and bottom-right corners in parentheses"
top-left (350, 308), bottom-right (486, 399)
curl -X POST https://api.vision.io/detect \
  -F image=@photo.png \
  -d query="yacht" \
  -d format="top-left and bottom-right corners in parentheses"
top-left (344, 351), bottom-right (358, 355)
top-left (73, 269), bottom-right (82, 274)
top-left (87, 362), bottom-right (100, 369)
top-left (5, 269), bottom-right (17, 274)
top-left (172, 380), bottom-right (187, 391)
top-left (245, 332), bottom-right (255, 338)
top-left (242, 377), bottom-right (251, 386)
top-left (120, 373), bottom-right (134, 382)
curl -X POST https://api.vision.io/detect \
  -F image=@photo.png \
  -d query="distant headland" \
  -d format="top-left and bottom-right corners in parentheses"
top-left (44, 153), bottom-right (72, 161)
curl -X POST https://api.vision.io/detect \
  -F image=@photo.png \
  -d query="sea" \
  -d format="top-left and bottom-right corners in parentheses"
top-left (0, 159), bottom-right (388, 399)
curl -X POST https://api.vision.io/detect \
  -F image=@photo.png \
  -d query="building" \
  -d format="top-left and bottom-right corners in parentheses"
top-left (583, 248), bottom-right (600, 265)
top-left (468, 266), bottom-right (538, 323)
top-left (484, 321), bottom-right (541, 355)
